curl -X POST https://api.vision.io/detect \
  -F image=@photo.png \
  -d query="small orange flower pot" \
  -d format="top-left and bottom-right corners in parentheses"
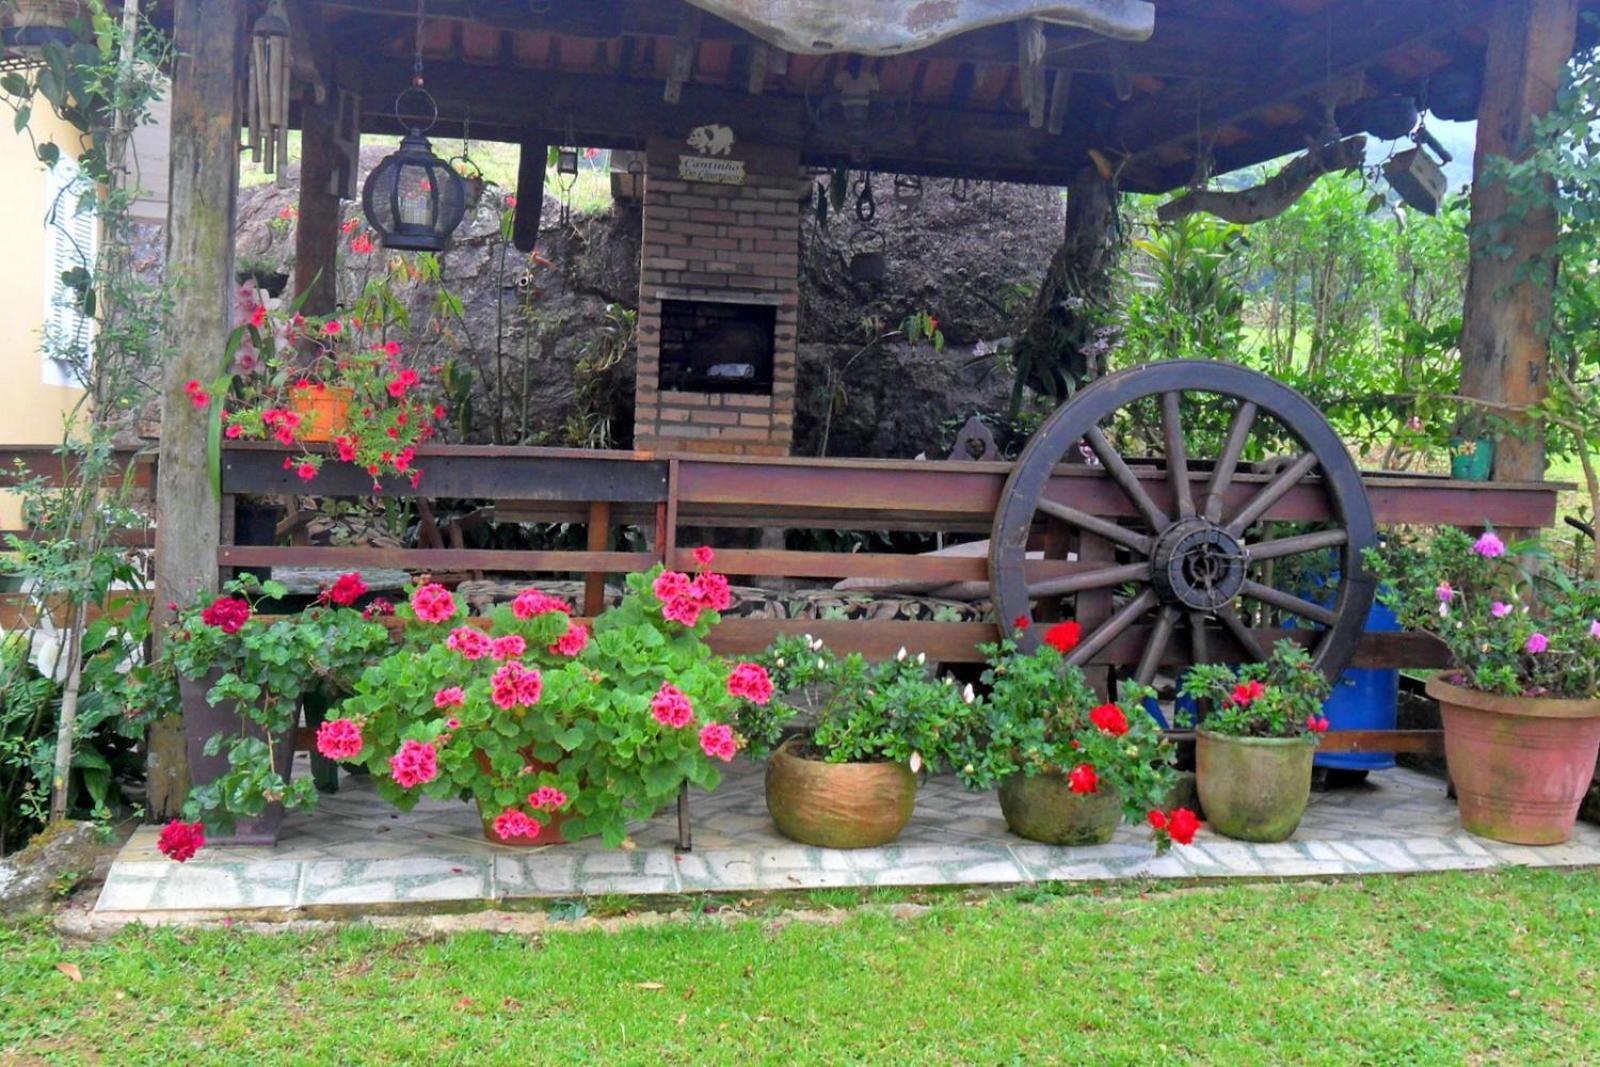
top-left (290, 384), bottom-right (354, 443)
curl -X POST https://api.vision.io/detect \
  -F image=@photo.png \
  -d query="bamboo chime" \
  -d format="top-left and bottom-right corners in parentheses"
top-left (247, 0), bottom-right (292, 182)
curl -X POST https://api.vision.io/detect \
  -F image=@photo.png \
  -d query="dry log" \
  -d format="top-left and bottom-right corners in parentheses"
top-left (1156, 135), bottom-right (1367, 224)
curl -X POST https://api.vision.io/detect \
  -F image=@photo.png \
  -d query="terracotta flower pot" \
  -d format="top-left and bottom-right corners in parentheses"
top-left (764, 739), bottom-right (917, 848)
top-left (290, 384), bottom-right (354, 443)
top-left (1196, 729), bottom-right (1316, 843)
top-left (178, 671), bottom-right (297, 846)
top-left (998, 772), bottom-right (1121, 845)
top-left (472, 750), bottom-right (574, 846)
top-left (1427, 675), bottom-right (1600, 845)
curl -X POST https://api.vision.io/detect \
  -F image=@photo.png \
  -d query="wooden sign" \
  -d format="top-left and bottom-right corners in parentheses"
top-left (679, 123), bottom-right (745, 185)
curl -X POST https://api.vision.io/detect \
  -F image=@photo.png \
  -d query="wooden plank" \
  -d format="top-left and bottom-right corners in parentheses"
top-left (1317, 729), bottom-right (1443, 755)
top-left (1096, 627), bottom-right (1451, 670)
top-left (584, 501), bottom-right (611, 616)
top-left (217, 546), bottom-right (657, 572)
top-left (0, 592), bottom-right (148, 629)
top-left (665, 547), bottom-right (1095, 582)
top-left (0, 447), bottom-right (154, 489)
top-left (707, 618), bottom-right (998, 661)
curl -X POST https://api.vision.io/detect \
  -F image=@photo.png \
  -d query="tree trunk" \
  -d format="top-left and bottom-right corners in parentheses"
top-left (148, 0), bottom-right (246, 819)
top-left (1459, 0), bottom-right (1579, 484)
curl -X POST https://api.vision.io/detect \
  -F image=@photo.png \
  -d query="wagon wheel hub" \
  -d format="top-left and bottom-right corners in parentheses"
top-left (1152, 518), bottom-right (1246, 611)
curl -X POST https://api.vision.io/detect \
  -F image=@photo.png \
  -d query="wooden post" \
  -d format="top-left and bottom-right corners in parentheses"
top-left (293, 91), bottom-right (342, 318)
top-left (584, 500), bottom-right (611, 617)
top-left (148, 0), bottom-right (246, 819)
top-left (1458, 0), bottom-right (1579, 484)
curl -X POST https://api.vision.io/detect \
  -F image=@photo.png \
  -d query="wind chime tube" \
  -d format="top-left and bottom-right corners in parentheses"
top-left (249, 34), bottom-right (267, 163)
top-left (274, 38), bottom-right (291, 188)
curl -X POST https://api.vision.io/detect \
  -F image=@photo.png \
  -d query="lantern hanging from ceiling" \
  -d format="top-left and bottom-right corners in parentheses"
top-left (360, 0), bottom-right (466, 252)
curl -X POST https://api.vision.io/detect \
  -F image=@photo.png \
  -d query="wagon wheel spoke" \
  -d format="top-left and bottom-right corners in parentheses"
top-left (1216, 603), bottom-right (1268, 661)
top-left (1035, 498), bottom-right (1153, 555)
top-left (1225, 452), bottom-right (1319, 537)
top-left (1161, 391), bottom-right (1195, 520)
top-left (1246, 528), bottom-right (1348, 563)
top-left (1202, 400), bottom-right (1257, 523)
top-left (1065, 588), bottom-right (1157, 668)
top-left (1241, 579), bottom-right (1338, 627)
top-left (1028, 560), bottom-right (1150, 599)
top-left (1084, 425), bottom-right (1170, 532)
top-left (1134, 605), bottom-right (1180, 686)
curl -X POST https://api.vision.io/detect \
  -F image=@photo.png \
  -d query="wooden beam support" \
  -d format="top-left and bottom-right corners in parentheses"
top-left (663, 7), bottom-right (702, 104)
top-left (293, 91), bottom-right (342, 319)
top-left (153, 0), bottom-right (247, 818)
top-left (1045, 69), bottom-right (1073, 136)
top-left (1114, 0), bottom-right (1466, 164)
top-left (747, 40), bottom-right (770, 94)
top-left (1156, 135), bottom-right (1367, 224)
top-left (1459, 0), bottom-right (1579, 485)
top-left (513, 135), bottom-right (546, 253)
top-left (1017, 17), bottom-right (1047, 128)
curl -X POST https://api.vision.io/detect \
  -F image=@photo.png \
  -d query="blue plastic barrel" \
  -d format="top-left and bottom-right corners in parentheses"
top-left (1315, 599), bottom-right (1399, 770)
top-left (1142, 686), bottom-right (1197, 730)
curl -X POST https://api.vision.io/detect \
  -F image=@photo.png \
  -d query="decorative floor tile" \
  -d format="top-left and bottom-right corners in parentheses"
top-left (95, 759), bottom-right (1600, 919)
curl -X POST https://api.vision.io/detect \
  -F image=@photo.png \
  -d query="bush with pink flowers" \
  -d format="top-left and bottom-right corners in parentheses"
top-left (332, 555), bottom-right (765, 846)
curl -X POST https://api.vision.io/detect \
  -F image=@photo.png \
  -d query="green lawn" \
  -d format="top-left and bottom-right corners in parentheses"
top-left (4, 868), bottom-right (1598, 1064)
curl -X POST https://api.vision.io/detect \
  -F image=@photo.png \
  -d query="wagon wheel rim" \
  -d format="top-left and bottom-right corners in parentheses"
top-left (989, 360), bottom-right (1377, 684)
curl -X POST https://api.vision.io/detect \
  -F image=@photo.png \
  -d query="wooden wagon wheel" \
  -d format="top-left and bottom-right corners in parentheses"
top-left (989, 360), bottom-right (1377, 683)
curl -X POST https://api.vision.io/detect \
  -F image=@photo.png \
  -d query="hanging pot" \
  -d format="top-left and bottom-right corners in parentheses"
top-left (1, 0), bottom-right (82, 50)
top-left (848, 229), bottom-right (887, 285)
top-left (290, 384), bottom-right (354, 443)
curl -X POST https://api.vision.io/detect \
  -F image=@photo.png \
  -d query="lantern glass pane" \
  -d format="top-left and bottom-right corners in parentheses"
top-left (397, 163), bottom-right (433, 228)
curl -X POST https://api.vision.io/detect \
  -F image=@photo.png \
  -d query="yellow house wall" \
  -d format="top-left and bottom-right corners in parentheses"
top-left (0, 108), bottom-right (88, 529)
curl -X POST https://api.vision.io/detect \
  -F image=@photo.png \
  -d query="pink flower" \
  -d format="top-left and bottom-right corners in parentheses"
top-left (1473, 531), bottom-right (1506, 558)
top-left (528, 786), bottom-right (568, 811)
top-left (411, 583), bottom-right (457, 623)
top-left (692, 545), bottom-right (715, 567)
top-left (335, 436), bottom-right (357, 462)
top-left (362, 598), bottom-right (395, 620)
top-left (726, 662), bottom-right (774, 705)
top-left (1436, 581), bottom-right (1454, 603)
top-left (550, 622), bottom-right (589, 657)
top-left (493, 808), bottom-right (539, 841)
top-left (224, 423), bottom-right (244, 439)
top-left (447, 626), bottom-right (493, 660)
top-left (1306, 715), bottom-right (1330, 734)
top-left (157, 819), bottom-right (206, 862)
top-left (1526, 632), bottom-right (1550, 654)
top-left (491, 662), bottom-right (541, 708)
top-left (322, 320), bottom-right (343, 336)
top-left (434, 686), bottom-right (465, 708)
top-left (1491, 601), bottom-right (1513, 619)
top-left (296, 462), bottom-right (318, 482)
top-left (315, 718), bottom-right (364, 761)
top-left (511, 588), bottom-right (570, 619)
top-left (653, 570), bottom-right (692, 602)
top-left (490, 634), bottom-right (527, 661)
top-left (1591, 620), bottom-right (1600, 641)
top-left (698, 722), bottom-right (737, 762)
top-left (350, 233), bottom-right (375, 254)
top-left (661, 596), bottom-right (701, 627)
top-left (388, 739), bottom-right (439, 789)
top-left (690, 572), bottom-right (733, 612)
top-left (651, 683), bottom-right (695, 728)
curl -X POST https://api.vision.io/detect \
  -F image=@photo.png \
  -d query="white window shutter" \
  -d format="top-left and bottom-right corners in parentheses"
top-left (42, 159), bottom-right (97, 388)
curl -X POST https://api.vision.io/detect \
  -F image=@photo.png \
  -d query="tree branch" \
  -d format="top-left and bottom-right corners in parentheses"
top-left (1156, 136), bottom-right (1368, 224)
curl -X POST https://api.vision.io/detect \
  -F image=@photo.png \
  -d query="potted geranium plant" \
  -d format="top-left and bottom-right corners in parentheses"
top-left (957, 632), bottom-right (1196, 849)
top-left (163, 572), bottom-right (392, 852)
top-left (734, 636), bottom-right (980, 849)
top-left (208, 277), bottom-right (445, 491)
top-left (1181, 640), bottom-right (1332, 843)
top-left (328, 549), bottom-right (764, 847)
top-left (1368, 528), bottom-right (1600, 844)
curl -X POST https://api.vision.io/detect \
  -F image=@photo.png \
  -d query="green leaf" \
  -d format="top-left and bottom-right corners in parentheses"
top-left (14, 105), bottom-right (30, 134)
top-left (36, 141), bottom-right (59, 166)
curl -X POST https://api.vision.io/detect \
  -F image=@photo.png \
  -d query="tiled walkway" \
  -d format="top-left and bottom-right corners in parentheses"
top-left (96, 756), bottom-right (1600, 920)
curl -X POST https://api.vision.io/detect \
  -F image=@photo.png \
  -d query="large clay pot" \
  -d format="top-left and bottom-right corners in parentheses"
top-left (765, 739), bottom-right (917, 848)
top-left (1427, 675), bottom-right (1600, 845)
top-left (998, 772), bottom-right (1122, 845)
top-left (179, 671), bottom-right (297, 846)
top-left (473, 750), bottom-right (574, 846)
top-left (1196, 729), bottom-right (1316, 843)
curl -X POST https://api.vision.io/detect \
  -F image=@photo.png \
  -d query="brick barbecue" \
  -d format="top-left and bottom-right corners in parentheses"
top-left (633, 134), bottom-right (805, 456)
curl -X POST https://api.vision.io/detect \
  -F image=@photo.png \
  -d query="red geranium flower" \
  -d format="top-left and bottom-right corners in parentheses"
top-left (200, 596), bottom-right (251, 634)
top-left (1089, 703), bottom-right (1130, 737)
top-left (1066, 763), bottom-right (1098, 794)
top-left (1228, 679), bottom-right (1266, 706)
top-left (1011, 615), bottom-right (1031, 630)
top-left (1043, 620), bottom-right (1082, 654)
top-left (157, 819), bottom-right (206, 862)
top-left (324, 571), bottom-right (368, 607)
top-left (1167, 807), bottom-right (1201, 845)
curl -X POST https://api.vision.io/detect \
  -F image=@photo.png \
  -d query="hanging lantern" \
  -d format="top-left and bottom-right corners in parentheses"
top-left (556, 146), bottom-right (580, 177)
top-left (361, 1), bottom-right (466, 252)
top-left (362, 119), bottom-right (467, 252)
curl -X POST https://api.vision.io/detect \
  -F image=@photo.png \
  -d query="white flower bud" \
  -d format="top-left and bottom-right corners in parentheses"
top-left (917, 652), bottom-right (926, 665)
top-left (962, 683), bottom-right (975, 704)
top-left (908, 752), bottom-right (924, 773)
top-left (896, 646), bottom-right (908, 661)
top-left (817, 657), bottom-right (826, 670)
top-left (775, 657), bottom-right (786, 667)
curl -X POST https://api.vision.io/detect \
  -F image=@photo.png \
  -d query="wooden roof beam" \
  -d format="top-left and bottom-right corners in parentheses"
top-left (1112, 0), bottom-right (1472, 165)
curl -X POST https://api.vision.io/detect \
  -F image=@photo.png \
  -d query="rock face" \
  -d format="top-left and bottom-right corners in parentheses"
top-left (0, 820), bottom-right (103, 916)
top-left (233, 158), bottom-right (1062, 458)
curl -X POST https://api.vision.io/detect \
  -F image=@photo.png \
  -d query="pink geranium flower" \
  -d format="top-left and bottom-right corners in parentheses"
top-left (692, 545), bottom-right (715, 567)
top-left (550, 622), bottom-right (589, 657)
top-left (511, 588), bottom-right (570, 619)
top-left (690, 572), bottom-right (733, 612)
top-left (411, 583), bottom-right (457, 623)
top-left (661, 596), bottom-right (701, 627)
top-left (491, 662), bottom-right (542, 708)
top-left (528, 786), bottom-right (568, 811)
top-left (652, 570), bottom-right (692, 602)
top-left (698, 722), bottom-right (737, 762)
top-left (726, 662), bottom-right (774, 705)
top-left (493, 808), bottom-right (539, 841)
top-left (651, 682), bottom-right (695, 728)
top-left (447, 626), bottom-right (493, 660)
top-left (434, 686), bottom-right (465, 708)
top-left (490, 634), bottom-right (527, 661)
top-left (389, 739), bottom-right (439, 789)
top-left (314, 718), bottom-right (364, 761)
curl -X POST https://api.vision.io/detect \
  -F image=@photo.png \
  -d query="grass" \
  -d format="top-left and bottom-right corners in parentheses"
top-left (4, 868), bottom-right (1599, 1063)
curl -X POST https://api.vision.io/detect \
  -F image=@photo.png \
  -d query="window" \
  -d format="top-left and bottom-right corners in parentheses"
top-left (42, 158), bottom-right (97, 387)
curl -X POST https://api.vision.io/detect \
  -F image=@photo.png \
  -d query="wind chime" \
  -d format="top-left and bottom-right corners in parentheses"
top-left (554, 116), bottom-right (580, 227)
top-left (247, 0), bottom-right (292, 182)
